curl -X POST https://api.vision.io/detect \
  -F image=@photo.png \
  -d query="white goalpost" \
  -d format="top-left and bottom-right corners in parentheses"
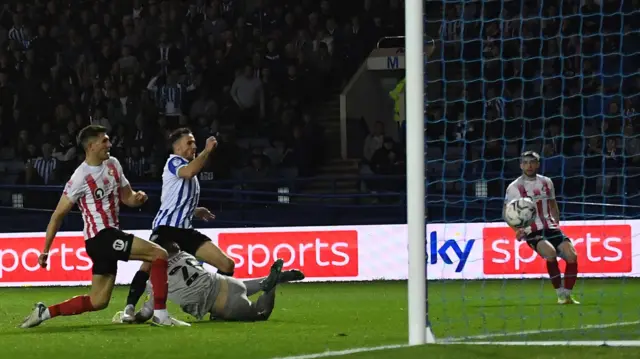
top-left (405, 0), bottom-right (434, 346)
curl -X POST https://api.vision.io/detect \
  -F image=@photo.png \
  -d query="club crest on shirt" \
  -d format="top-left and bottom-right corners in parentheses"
top-left (94, 188), bottom-right (105, 199)
top-left (172, 157), bottom-right (183, 167)
top-left (108, 168), bottom-right (115, 177)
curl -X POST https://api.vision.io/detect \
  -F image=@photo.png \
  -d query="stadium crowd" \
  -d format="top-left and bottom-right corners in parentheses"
top-left (1, 0), bottom-right (639, 212)
top-left (357, 0), bottom-right (640, 200)
top-left (418, 0), bottom-right (640, 199)
top-left (0, 0), bottom-right (402, 205)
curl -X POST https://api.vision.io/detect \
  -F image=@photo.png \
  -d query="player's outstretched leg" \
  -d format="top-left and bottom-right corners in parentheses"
top-left (558, 241), bottom-right (580, 304)
top-left (21, 274), bottom-right (115, 328)
top-left (21, 297), bottom-right (95, 329)
top-left (252, 259), bottom-right (285, 320)
top-left (242, 269), bottom-right (306, 296)
top-left (212, 259), bottom-right (284, 322)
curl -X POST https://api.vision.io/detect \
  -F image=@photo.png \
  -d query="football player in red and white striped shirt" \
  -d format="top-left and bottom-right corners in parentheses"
top-left (20, 125), bottom-right (189, 328)
top-left (504, 151), bottom-right (580, 304)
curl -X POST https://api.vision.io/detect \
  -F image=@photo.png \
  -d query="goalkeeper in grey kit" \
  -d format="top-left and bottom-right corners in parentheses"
top-left (503, 151), bottom-right (580, 305)
top-left (114, 242), bottom-right (304, 323)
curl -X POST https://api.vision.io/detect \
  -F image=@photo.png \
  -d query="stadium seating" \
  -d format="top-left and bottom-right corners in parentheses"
top-left (1, 0), bottom-right (639, 231)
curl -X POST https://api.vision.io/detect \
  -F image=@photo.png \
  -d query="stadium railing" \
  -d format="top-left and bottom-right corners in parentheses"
top-left (0, 166), bottom-right (638, 231)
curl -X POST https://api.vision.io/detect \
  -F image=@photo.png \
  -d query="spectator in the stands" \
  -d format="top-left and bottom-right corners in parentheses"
top-left (289, 125), bottom-right (315, 177)
top-left (210, 132), bottom-right (240, 181)
top-left (125, 146), bottom-right (147, 182)
top-left (264, 138), bottom-right (291, 167)
top-left (624, 124), bottom-right (640, 165)
top-left (363, 121), bottom-right (385, 162)
top-left (36, 122), bottom-right (57, 145)
top-left (90, 108), bottom-right (112, 133)
top-left (52, 132), bottom-right (76, 177)
top-left (541, 142), bottom-right (565, 176)
top-left (147, 69), bottom-right (195, 121)
top-left (603, 137), bottom-right (623, 194)
top-left (108, 84), bottom-right (139, 125)
top-left (370, 137), bottom-right (404, 194)
top-left (0, 0), bottom-right (400, 213)
top-left (370, 137), bottom-right (404, 176)
top-left (132, 115), bottom-right (152, 155)
top-left (230, 64), bottom-right (265, 133)
top-left (33, 143), bottom-right (57, 185)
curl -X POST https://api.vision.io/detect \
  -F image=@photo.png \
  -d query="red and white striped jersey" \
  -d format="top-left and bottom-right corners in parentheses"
top-left (505, 174), bottom-right (559, 232)
top-left (63, 157), bottom-right (130, 239)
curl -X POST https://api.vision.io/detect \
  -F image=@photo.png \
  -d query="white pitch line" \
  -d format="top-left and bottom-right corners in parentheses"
top-left (443, 320), bottom-right (640, 341)
top-left (446, 340), bottom-right (640, 347)
top-left (270, 344), bottom-right (409, 359)
top-left (271, 321), bottom-right (640, 359)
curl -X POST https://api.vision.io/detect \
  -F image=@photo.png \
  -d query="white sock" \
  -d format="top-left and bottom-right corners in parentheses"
top-left (154, 309), bottom-right (169, 320)
top-left (564, 288), bottom-right (572, 296)
top-left (556, 287), bottom-right (565, 297)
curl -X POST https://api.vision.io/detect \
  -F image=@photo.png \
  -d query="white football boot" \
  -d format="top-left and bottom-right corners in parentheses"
top-left (20, 302), bottom-right (49, 329)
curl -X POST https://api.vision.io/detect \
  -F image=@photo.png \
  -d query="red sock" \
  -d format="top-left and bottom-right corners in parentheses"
top-left (150, 259), bottom-right (168, 310)
top-left (564, 262), bottom-right (578, 290)
top-left (48, 295), bottom-right (94, 318)
top-left (546, 261), bottom-right (562, 289)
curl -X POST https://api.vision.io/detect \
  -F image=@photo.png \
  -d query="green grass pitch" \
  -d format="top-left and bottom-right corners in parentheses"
top-left (2, 279), bottom-right (639, 359)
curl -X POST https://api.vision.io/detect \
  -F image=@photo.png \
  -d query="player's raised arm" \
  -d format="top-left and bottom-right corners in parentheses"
top-left (168, 128), bottom-right (217, 180)
top-left (176, 138), bottom-right (216, 179)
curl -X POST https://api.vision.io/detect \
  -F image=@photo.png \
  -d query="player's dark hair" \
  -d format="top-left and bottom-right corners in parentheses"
top-left (77, 124), bottom-right (108, 150)
top-left (168, 127), bottom-right (192, 148)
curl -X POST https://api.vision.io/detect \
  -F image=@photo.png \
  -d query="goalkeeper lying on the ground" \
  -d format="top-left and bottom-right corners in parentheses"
top-left (113, 241), bottom-right (304, 323)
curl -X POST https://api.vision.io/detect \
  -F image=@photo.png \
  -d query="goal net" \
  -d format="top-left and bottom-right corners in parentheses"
top-left (420, 0), bottom-right (640, 346)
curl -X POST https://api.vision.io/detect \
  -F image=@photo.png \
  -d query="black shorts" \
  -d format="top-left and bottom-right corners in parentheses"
top-left (85, 228), bottom-right (134, 276)
top-left (150, 226), bottom-right (210, 255)
top-left (525, 228), bottom-right (571, 252)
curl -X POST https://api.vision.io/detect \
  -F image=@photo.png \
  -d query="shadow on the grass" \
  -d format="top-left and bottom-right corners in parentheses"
top-left (3, 323), bottom-right (145, 335)
top-left (191, 318), bottom-right (291, 326)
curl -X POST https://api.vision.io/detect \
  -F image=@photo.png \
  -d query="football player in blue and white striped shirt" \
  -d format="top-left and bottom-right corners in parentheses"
top-left (121, 128), bottom-right (235, 323)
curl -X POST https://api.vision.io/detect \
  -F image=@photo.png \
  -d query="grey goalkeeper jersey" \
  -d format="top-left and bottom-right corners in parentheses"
top-left (167, 251), bottom-right (221, 320)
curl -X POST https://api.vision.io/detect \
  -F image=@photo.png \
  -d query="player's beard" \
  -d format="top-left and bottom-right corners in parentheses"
top-left (523, 170), bottom-right (537, 179)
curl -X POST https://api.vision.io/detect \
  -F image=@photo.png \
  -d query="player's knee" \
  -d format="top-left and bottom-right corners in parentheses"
top-left (89, 295), bottom-right (110, 311)
top-left (545, 256), bottom-right (558, 263)
top-left (564, 252), bottom-right (578, 263)
top-left (151, 246), bottom-right (168, 261)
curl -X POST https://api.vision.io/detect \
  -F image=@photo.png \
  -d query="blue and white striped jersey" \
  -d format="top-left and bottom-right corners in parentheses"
top-left (152, 154), bottom-right (201, 229)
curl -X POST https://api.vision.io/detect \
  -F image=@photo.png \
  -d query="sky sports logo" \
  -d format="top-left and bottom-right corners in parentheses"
top-left (426, 231), bottom-right (476, 273)
top-left (427, 224), bottom-right (633, 275)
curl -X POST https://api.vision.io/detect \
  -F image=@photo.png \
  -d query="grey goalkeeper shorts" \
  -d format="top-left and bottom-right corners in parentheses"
top-left (212, 276), bottom-right (256, 321)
